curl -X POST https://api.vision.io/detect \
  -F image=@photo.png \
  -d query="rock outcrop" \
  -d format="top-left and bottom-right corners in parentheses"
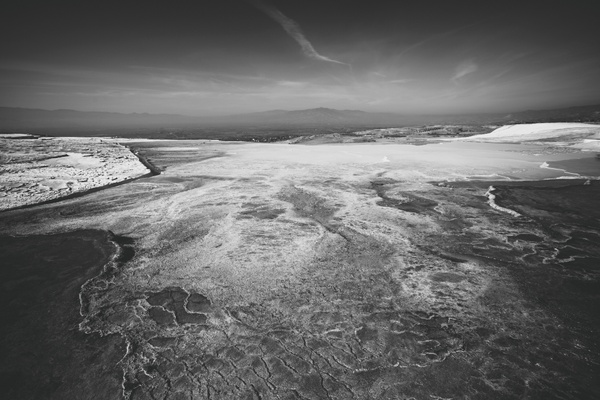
top-left (0, 136), bottom-right (150, 210)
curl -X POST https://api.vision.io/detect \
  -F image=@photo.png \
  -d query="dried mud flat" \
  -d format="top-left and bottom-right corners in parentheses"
top-left (1, 139), bottom-right (599, 399)
top-left (0, 135), bottom-right (150, 210)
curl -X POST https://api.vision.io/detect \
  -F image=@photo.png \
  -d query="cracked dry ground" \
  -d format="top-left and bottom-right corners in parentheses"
top-left (1, 142), bottom-right (599, 399)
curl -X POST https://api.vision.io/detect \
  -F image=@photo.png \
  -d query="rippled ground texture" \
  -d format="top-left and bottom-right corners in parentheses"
top-left (0, 230), bottom-right (126, 399)
top-left (1, 140), bottom-right (599, 399)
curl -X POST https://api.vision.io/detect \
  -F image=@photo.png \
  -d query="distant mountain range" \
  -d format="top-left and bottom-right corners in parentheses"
top-left (1, 104), bottom-right (599, 137)
top-left (0, 107), bottom-right (198, 130)
top-left (230, 107), bottom-right (373, 125)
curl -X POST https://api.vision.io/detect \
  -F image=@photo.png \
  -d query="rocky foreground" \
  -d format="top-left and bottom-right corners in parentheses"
top-left (1, 136), bottom-right (599, 399)
top-left (0, 135), bottom-right (150, 211)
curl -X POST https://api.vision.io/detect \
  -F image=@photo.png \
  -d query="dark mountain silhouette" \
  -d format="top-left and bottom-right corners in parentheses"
top-left (220, 104), bottom-right (600, 126)
top-left (225, 108), bottom-right (379, 126)
top-left (0, 107), bottom-right (198, 131)
top-left (1, 104), bottom-right (599, 137)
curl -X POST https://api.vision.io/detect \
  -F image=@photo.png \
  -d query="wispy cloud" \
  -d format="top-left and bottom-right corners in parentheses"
top-left (452, 60), bottom-right (478, 83)
top-left (277, 80), bottom-right (308, 87)
top-left (389, 78), bottom-right (414, 84)
top-left (247, 0), bottom-right (347, 66)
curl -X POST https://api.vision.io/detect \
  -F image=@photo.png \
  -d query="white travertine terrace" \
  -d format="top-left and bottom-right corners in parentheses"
top-left (0, 136), bottom-right (149, 210)
top-left (458, 122), bottom-right (600, 150)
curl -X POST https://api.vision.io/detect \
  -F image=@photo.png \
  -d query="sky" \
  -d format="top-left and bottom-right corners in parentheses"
top-left (1, 0), bottom-right (599, 116)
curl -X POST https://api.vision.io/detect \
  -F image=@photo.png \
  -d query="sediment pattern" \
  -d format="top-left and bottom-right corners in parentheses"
top-left (1, 140), bottom-right (598, 399)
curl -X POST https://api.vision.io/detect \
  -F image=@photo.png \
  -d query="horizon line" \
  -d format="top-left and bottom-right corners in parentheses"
top-left (1, 102), bottom-right (600, 118)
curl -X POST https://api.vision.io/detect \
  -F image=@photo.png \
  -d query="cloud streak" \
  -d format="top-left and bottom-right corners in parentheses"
top-left (248, 0), bottom-right (347, 65)
top-left (452, 60), bottom-right (478, 83)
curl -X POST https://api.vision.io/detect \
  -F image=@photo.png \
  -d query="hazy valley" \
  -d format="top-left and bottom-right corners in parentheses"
top-left (2, 104), bottom-right (600, 141)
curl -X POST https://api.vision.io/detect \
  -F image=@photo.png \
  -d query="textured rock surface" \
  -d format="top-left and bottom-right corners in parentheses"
top-left (0, 136), bottom-right (149, 210)
top-left (1, 139), bottom-right (599, 399)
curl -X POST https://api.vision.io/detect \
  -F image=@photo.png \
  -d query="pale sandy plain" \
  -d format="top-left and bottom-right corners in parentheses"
top-left (1, 123), bottom-right (599, 399)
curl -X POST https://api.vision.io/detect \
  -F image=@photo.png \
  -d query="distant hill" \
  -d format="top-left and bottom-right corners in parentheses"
top-left (1, 104), bottom-right (599, 138)
top-left (224, 108), bottom-right (392, 126)
top-left (224, 104), bottom-right (600, 126)
top-left (0, 107), bottom-right (198, 131)
top-left (500, 104), bottom-right (600, 124)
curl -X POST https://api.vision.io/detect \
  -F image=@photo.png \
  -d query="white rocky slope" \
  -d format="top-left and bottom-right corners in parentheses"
top-left (459, 122), bottom-right (600, 150)
top-left (0, 136), bottom-right (150, 210)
